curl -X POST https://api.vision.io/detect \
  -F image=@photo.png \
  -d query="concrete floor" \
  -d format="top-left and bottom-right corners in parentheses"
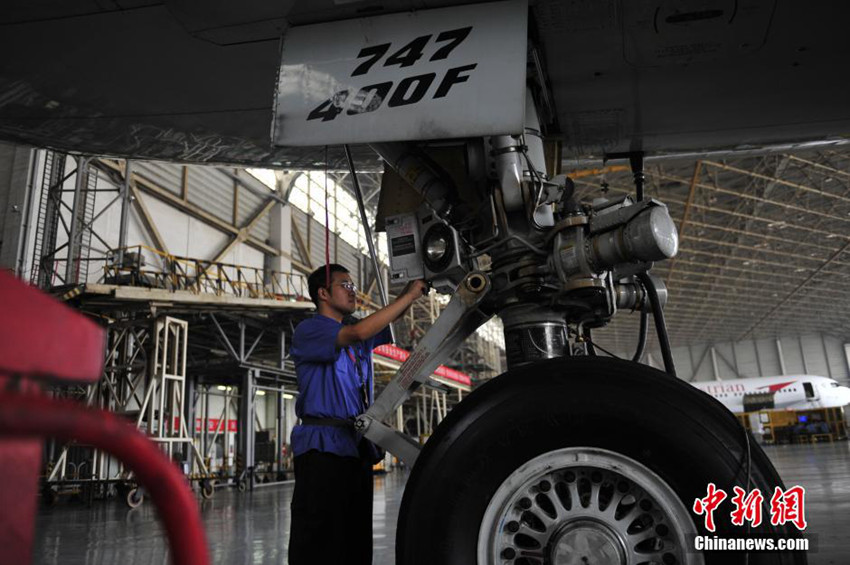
top-left (764, 442), bottom-right (850, 565)
top-left (33, 443), bottom-right (850, 564)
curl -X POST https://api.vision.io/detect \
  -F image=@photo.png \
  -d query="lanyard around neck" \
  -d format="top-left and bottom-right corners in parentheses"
top-left (346, 346), bottom-right (365, 385)
top-left (346, 346), bottom-right (370, 409)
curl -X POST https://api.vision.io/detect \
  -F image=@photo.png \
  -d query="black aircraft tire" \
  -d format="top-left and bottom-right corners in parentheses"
top-left (397, 356), bottom-right (806, 565)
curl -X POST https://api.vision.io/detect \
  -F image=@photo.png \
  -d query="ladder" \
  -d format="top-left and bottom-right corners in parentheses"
top-left (30, 151), bottom-right (67, 289)
top-left (74, 168), bottom-right (98, 283)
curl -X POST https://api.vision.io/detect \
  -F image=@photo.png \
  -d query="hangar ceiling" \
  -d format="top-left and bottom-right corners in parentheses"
top-left (578, 146), bottom-right (850, 353)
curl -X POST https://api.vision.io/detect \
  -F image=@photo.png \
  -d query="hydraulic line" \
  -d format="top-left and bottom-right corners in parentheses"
top-left (583, 327), bottom-right (597, 356)
top-left (637, 272), bottom-right (676, 376)
top-left (632, 308), bottom-right (648, 363)
top-left (630, 152), bottom-right (645, 202)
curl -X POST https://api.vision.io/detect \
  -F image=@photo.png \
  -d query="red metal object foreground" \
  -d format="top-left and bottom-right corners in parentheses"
top-left (0, 392), bottom-right (210, 565)
top-left (0, 270), bottom-right (104, 383)
top-left (0, 270), bottom-right (108, 564)
top-left (0, 428), bottom-right (41, 565)
top-left (0, 271), bottom-right (208, 565)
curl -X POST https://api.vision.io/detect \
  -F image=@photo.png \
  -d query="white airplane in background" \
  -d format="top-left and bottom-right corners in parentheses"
top-left (692, 375), bottom-right (850, 414)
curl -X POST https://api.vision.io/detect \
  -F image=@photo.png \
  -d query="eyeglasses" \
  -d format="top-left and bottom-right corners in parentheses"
top-left (330, 281), bottom-right (358, 293)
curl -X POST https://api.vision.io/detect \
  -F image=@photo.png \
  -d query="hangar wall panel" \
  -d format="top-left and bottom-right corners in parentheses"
top-left (755, 339), bottom-right (782, 376)
top-left (0, 142), bottom-right (35, 274)
top-left (137, 162), bottom-right (182, 198)
top-left (141, 193), bottom-right (231, 260)
top-left (801, 335), bottom-right (830, 376)
top-left (780, 336), bottom-right (806, 375)
top-left (825, 335), bottom-right (848, 379)
top-left (734, 342), bottom-right (759, 378)
top-left (220, 244), bottom-right (266, 272)
top-left (234, 171), bottom-right (273, 242)
top-left (289, 204), bottom-right (386, 294)
top-left (186, 166), bottom-right (234, 224)
top-left (308, 210), bottom-right (338, 268)
top-left (712, 343), bottom-right (737, 380)
top-left (645, 334), bottom-right (850, 385)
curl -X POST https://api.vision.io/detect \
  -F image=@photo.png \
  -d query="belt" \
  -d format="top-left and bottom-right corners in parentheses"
top-left (301, 416), bottom-right (355, 429)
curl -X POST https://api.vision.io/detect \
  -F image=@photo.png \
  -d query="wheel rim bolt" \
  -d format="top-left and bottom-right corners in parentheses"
top-left (519, 497), bottom-right (532, 509)
top-left (539, 480), bottom-right (551, 492)
top-left (506, 521), bottom-right (520, 533)
top-left (501, 548), bottom-right (516, 559)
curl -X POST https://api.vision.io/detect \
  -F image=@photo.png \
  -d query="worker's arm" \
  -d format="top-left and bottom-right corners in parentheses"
top-left (336, 280), bottom-right (427, 348)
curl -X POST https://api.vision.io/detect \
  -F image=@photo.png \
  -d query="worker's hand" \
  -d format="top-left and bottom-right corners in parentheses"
top-left (402, 279), bottom-right (428, 300)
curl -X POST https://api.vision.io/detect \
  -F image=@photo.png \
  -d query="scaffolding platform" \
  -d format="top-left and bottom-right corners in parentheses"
top-left (62, 283), bottom-right (315, 314)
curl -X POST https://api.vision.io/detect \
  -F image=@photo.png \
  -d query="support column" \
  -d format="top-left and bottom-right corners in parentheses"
top-left (238, 370), bottom-right (255, 486)
top-left (415, 396), bottom-right (421, 438)
top-left (267, 173), bottom-right (297, 292)
top-left (777, 339), bottom-right (787, 374)
top-left (201, 387), bottom-right (209, 469)
top-left (276, 390), bottom-right (285, 478)
top-left (843, 343), bottom-right (850, 380)
top-left (687, 345), bottom-right (696, 381)
top-left (731, 341), bottom-right (740, 376)
top-left (799, 336), bottom-right (809, 374)
top-left (65, 157), bottom-right (89, 283)
top-left (184, 375), bottom-right (196, 471)
top-left (0, 143), bottom-right (37, 275)
top-left (117, 160), bottom-right (132, 264)
top-left (821, 333), bottom-right (833, 378)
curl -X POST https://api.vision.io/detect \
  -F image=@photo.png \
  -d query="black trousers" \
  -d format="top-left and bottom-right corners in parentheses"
top-left (288, 442), bottom-right (374, 565)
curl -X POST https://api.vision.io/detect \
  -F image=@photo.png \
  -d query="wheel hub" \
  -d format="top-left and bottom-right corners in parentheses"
top-left (550, 519), bottom-right (625, 565)
top-left (477, 448), bottom-right (703, 565)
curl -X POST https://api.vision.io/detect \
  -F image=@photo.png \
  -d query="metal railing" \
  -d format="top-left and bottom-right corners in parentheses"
top-left (103, 245), bottom-right (309, 301)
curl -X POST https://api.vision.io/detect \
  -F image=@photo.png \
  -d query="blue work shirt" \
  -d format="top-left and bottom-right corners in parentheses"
top-left (289, 314), bottom-right (392, 458)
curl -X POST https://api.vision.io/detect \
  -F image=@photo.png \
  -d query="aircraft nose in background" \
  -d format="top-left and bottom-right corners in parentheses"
top-left (837, 386), bottom-right (850, 407)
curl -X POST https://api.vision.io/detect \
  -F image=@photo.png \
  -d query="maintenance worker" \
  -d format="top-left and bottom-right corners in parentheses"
top-left (288, 263), bottom-right (427, 565)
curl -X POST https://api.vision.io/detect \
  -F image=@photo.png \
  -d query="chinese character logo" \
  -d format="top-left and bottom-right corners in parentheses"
top-left (730, 486), bottom-right (764, 527)
top-left (770, 486), bottom-right (807, 531)
top-left (693, 484), bottom-right (807, 532)
top-left (693, 483), bottom-right (727, 532)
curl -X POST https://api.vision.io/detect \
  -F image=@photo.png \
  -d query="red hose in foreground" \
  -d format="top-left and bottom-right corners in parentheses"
top-left (0, 392), bottom-right (210, 565)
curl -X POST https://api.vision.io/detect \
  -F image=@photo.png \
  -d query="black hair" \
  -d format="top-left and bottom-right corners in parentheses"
top-left (307, 264), bottom-right (349, 307)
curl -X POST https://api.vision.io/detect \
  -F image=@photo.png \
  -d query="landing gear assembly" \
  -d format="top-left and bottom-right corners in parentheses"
top-left (348, 90), bottom-right (805, 564)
